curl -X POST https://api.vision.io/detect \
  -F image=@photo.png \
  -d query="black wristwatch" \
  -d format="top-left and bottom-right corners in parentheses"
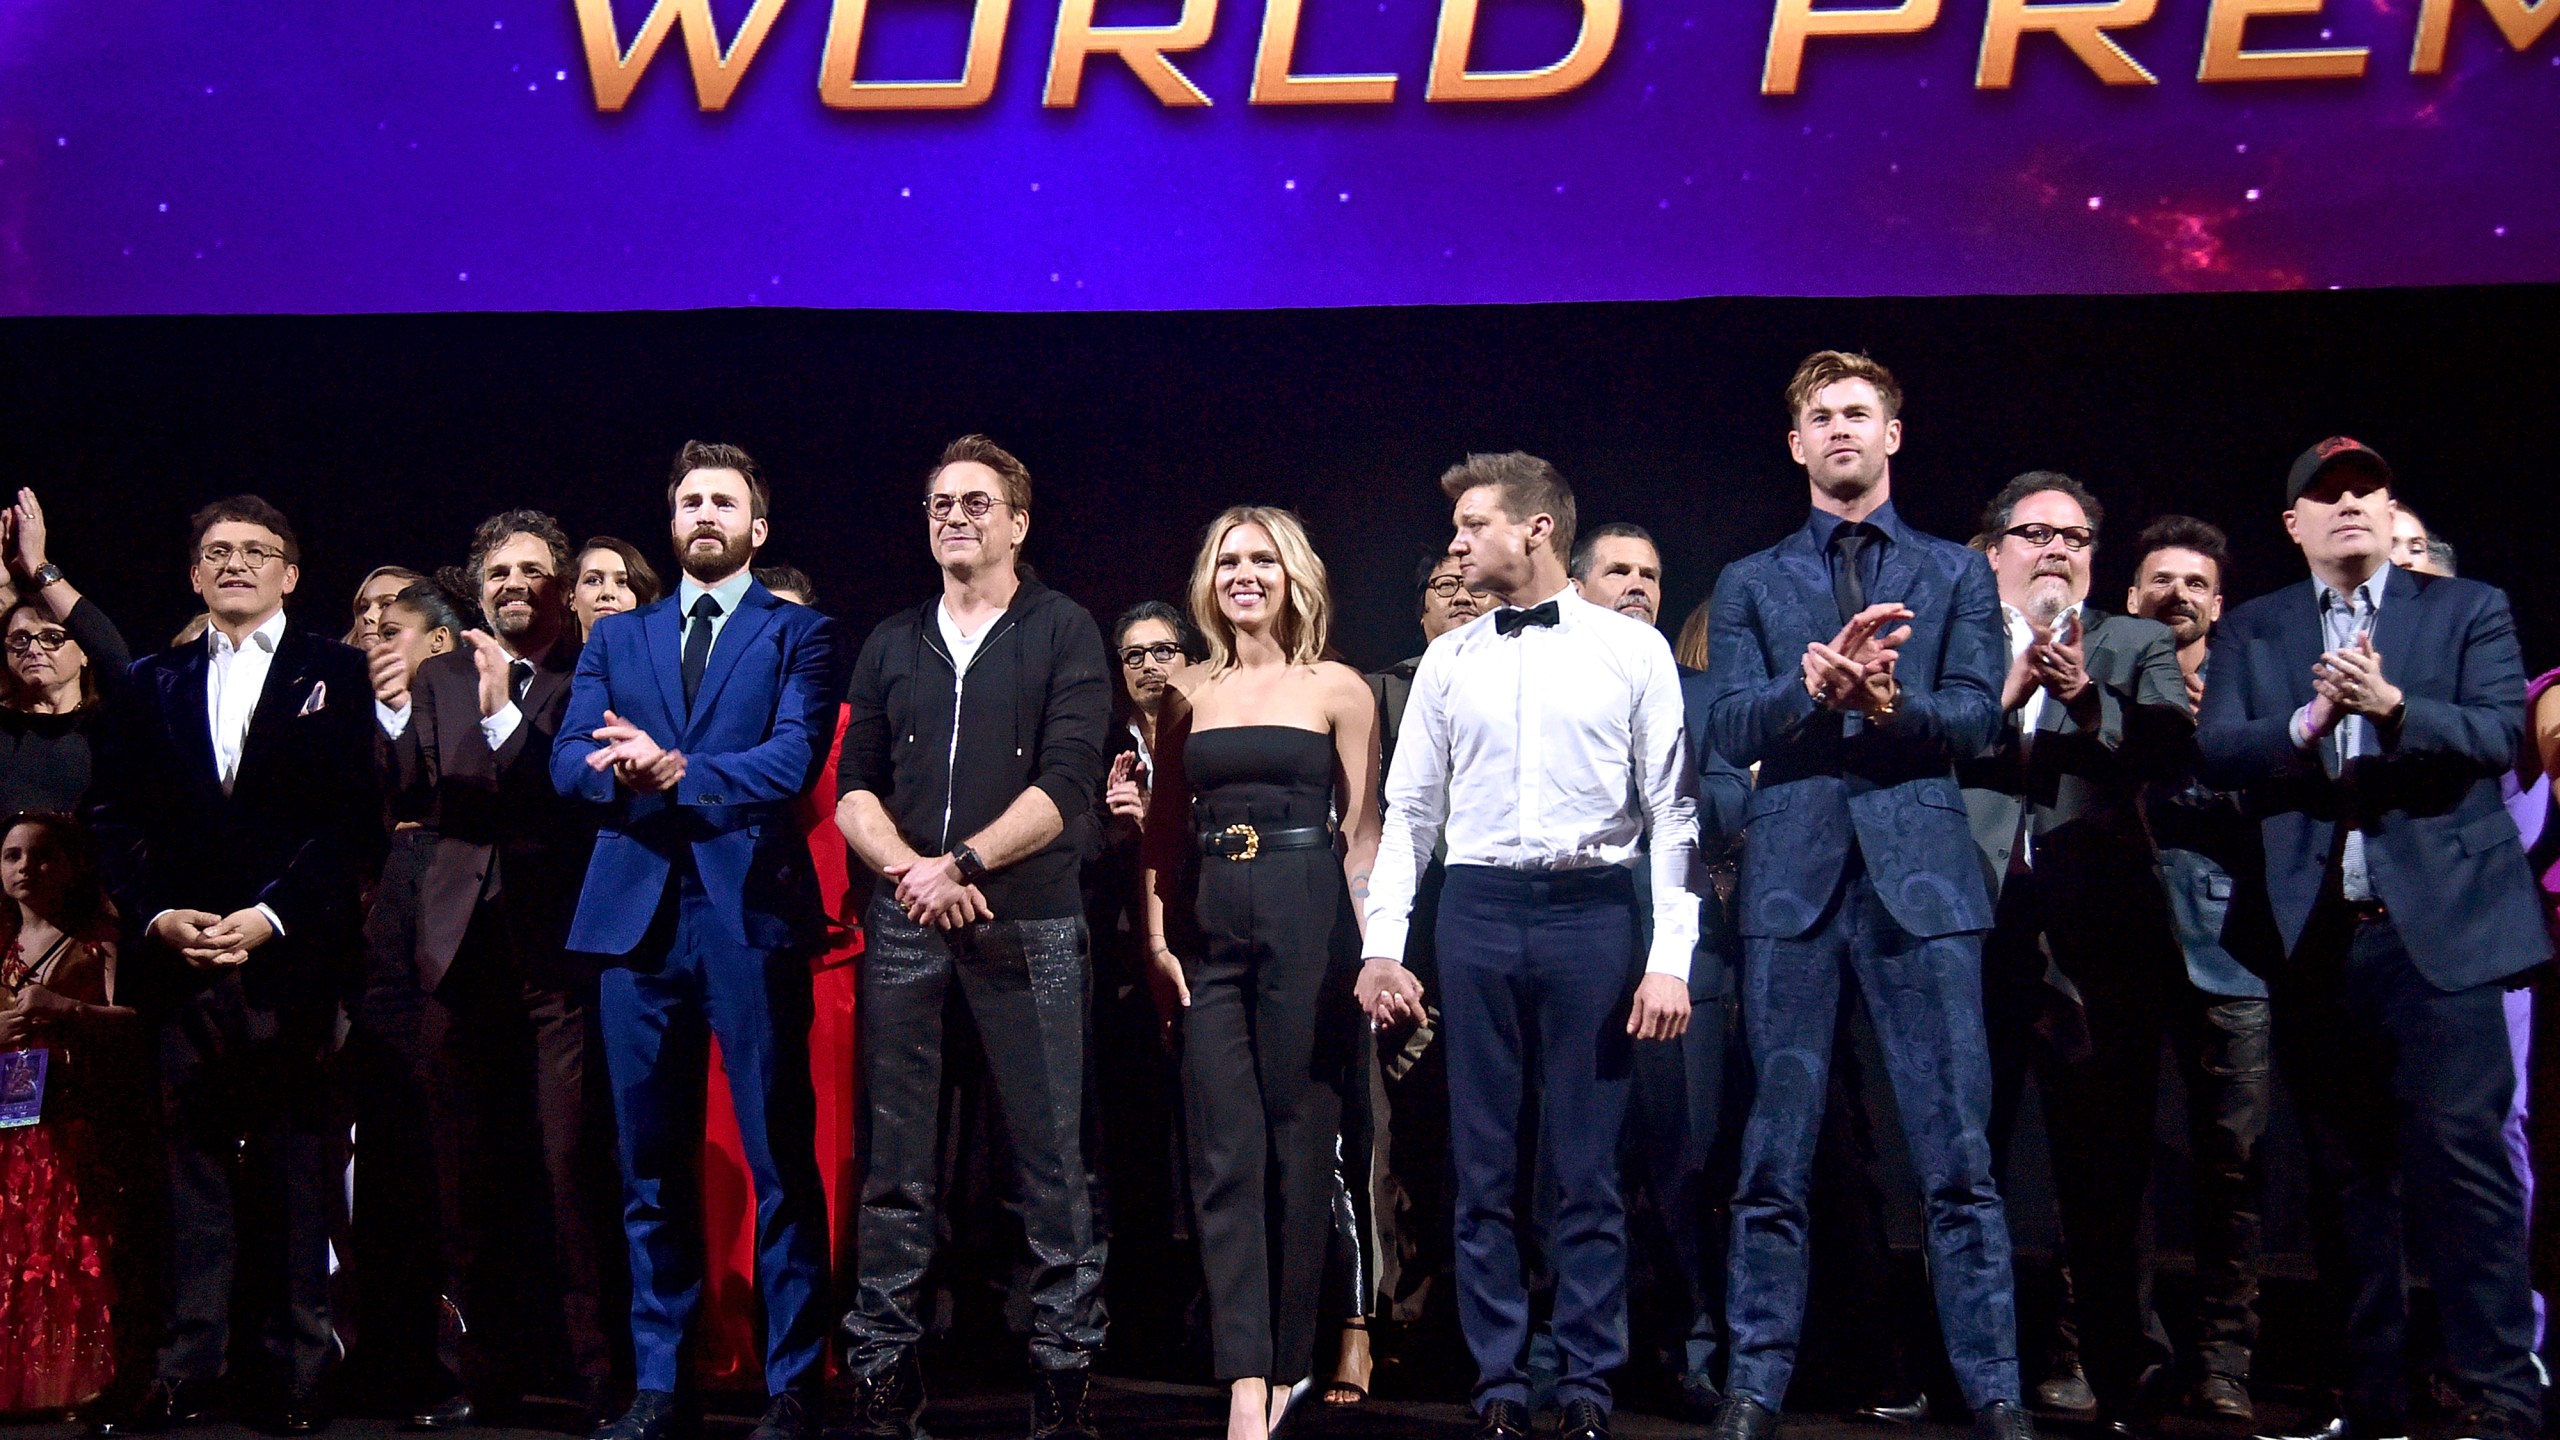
top-left (951, 843), bottom-right (989, 885)
top-left (29, 562), bottom-right (64, 590)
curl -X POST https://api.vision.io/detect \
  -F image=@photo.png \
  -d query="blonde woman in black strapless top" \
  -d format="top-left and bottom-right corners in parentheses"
top-left (1141, 506), bottom-right (1381, 1440)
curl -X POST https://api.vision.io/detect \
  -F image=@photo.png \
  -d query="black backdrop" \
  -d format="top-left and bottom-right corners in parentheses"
top-left (9, 285), bottom-right (2558, 674)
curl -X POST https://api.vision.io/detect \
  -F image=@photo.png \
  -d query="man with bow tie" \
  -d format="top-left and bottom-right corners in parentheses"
top-left (1358, 451), bottom-right (1701, 1440)
top-left (93, 496), bottom-right (382, 1438)
top-left (1701, 353), bottom-right (2032, 1440)
top-left (372, 510), bottom-right (622, 1433)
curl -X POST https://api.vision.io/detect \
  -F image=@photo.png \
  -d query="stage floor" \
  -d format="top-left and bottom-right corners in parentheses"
top-left (1, 1376), bottom-right (2334, 1440)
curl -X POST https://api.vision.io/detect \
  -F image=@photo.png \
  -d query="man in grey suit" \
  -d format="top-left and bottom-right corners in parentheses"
top-left (1957, 473), bottom-right (2192, 1434)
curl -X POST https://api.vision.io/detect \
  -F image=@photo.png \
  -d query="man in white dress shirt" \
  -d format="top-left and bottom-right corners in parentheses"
top-left (1358, 452), bottom-right (1700, 1440)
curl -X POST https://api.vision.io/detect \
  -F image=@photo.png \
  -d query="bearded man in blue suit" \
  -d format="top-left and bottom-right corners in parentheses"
top-left (1702, 352), bottom-right (2032, 1440)
top-left (553, 443), bottom-right (843, 1440)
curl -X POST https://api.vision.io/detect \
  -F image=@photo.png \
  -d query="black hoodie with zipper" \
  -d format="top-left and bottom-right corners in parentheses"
top-left (839, 576), bottom-right (1113, 921)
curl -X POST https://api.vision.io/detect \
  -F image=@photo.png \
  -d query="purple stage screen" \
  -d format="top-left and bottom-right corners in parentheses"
top-left (0, 0), bottom-right (2553, 314)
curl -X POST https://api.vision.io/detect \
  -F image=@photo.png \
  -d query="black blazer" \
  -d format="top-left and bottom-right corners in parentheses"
top-left (1958, 607), bottom-right (2193, 909)
top-left (105, 619), bottom-right (383, 1007)
top-left (2196, 564), bottom-right (2550, 991)
top-left (388, 643), bottom-right (599, 992)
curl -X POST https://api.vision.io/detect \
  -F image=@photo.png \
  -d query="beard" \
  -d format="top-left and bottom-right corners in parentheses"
top-left (679, 528), bottom-right (754, 581)
top-left (2023, 575), bottom-right (2072, 626)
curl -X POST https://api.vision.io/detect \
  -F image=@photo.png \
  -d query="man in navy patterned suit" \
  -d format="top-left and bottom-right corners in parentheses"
top-left (1703, 352), bottom-right (2031, 1440)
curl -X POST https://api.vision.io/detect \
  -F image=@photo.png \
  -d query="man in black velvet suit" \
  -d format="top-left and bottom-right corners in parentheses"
top-left (94, 496), bottom-right (382, 1438)
top-left (373, 511), bottom-right (623, 1432)
top-left (2198, 439), bottom-right (2549, 1440)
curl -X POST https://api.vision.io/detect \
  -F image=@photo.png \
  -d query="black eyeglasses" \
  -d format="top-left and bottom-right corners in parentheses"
top-left (1423, 576), bottom-right (1467, 599)
top-left (1119, 642), bottom-right (1185, 668)
top-left (4, 629), bottom-right (71, 655)
top-left (2001, 523), bottom-right (2095, 552)
top-left (924, 492), bottom-right (1007, 522)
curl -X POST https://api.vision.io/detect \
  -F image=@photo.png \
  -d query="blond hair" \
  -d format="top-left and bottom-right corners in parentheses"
top-left (1187, 506), bottom-right (1332, 675)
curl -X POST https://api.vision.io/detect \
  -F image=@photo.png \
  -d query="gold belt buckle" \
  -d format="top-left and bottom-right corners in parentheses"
top-left (1220, 822), bottom-right (1260, 861)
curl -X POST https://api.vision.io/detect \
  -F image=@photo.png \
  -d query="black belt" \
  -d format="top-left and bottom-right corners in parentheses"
top-left (1198, 823), bottom-right (1332, 861)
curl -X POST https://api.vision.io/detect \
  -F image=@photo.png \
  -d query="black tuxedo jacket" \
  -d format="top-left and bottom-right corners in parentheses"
top-left (388, 643), bottom-right (600, 992)
top-left (106, 619), bottom-right (382, 1009)
top-left (2197, 564), bottom-right (2550, 991)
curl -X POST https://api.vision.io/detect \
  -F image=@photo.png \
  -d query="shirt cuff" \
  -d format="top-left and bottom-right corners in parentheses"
top-left (1363, 915), bottom-right (1413, 966)
top-left (376, 699), bottom-right (411, 737)
top-left (1644, 928), bottom-right (1696, 982)
top-left (255, 903), bottom-right (287, 938)
top-left (480, 701), bottom-right (523, 751)
top-left (2289, 702), bottom-right (2318, 750)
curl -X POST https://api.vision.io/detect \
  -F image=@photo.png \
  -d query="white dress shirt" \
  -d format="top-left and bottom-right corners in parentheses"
top-left (2290, 571), bottom-right (2390, 901)
top-left (184, 609), bottom-right (290, 937)
top-left (1365, 585), bottom-right (1702, 978)
top-left (680, 568), bottom-right (758, 658)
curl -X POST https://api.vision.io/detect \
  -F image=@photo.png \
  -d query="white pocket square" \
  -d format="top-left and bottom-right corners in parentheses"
top-left (298, 680), bottom-right (328, 717)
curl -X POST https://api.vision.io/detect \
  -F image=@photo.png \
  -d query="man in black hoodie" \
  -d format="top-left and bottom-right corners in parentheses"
top-left (835, 435), bottom-right (1114, 1440)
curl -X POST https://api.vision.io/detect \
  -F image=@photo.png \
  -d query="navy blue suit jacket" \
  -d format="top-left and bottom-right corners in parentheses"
top-left (1705, 506), bottom-right (2006, 941)
top-left (2195, 564), bottom-right (2549, 992)
top-left (550, 580), bottom-right (842, 957)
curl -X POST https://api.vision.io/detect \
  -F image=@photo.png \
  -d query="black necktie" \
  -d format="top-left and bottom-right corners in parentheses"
top-left (508, 659), bottom-right (534, 707)
top-left (1829, 523), bottom-right (1879, 628)
top-left (1493, 600), bottom-right (1560, 637)
top-left (681, 593), bottom-right (722, 710)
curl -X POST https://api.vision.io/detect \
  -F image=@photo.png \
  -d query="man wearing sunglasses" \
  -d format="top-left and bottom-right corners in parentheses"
top-left (836, 436), bottom-right (1113, 1440)
top-left (1957, 472), bottom-right (2193, 1435)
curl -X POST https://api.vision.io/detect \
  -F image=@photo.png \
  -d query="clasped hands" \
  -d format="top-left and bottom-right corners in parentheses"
top-left (0, 981), bottom-right (80, 1046)
top-left (148, 906), bottom-right (276, 973)
top-left (884, 853), bottom-right (992, 931)
top-left (1352, 957), bottom-right (1689, 1041)
top-left (2303, 632), bottom-right (2403, 737)
top-left (585, 709), bottom-right (686, 794)
top-left (2000, 611), bottom-right (2094, 715)
top-left (1804, 603), bottom-right (1913, 716)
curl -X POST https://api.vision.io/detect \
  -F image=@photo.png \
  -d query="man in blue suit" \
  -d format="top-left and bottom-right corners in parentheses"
top-left (2197, 439), bottom-right (2547, 1440)
top-left (552, 443), bottom-right (843, 1440)
top-left (1703, 352), bottom-right (2031, 1440)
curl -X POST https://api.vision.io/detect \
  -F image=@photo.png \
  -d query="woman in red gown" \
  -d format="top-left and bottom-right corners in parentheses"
top-left (0, 812), bottom-right (139, 1417)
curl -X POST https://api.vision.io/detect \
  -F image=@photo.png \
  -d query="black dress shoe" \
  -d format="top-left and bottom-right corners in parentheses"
top-left (1972, 1400), bottom-right (2038, 1440)
top-left (1852, 1396), bottom-right (1930, 1426)
top-left (261, 1393), bottom-right (329, 1437)
top-left (2448, 1404), bottom-right (2538, 1440)
top-left (750, 1390), bottom-right (822, 1440)
top-left (594, 1389), bottom-right (694, 1440)
top-left (1558, 1398), bottom-right (1612, 1440)
top-left (1676, 1373), bottom-right (1725, 1424)
top-left (1029, 1367), bottom-right (1095, 1440)
top-left (1474, 1398), bottom-right (1531, 1440)
top-left (2188, 1376), bottom-right (2254, 1422)
top-left (1709, 1394), bottom-right (1779, 1440)
top-left (405, 1394), bottom-right (477, 1432)
top-left (2034, 1369), bottom-right (2096, 1419)
top-left (853, 1353), bottom-right (927, 1440)
top-left (92, 1379), bottom-right (222, 1437)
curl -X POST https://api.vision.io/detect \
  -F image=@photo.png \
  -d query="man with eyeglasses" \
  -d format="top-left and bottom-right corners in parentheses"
top-left (1957, 472), bottom-right (2192, 1435)
top-left (92, 496), bottom-right (381, 1438)
top-left (836, 436), bottom-right (1113, 1440)
top-left (1358, 549), bottom-right (1477, 1360)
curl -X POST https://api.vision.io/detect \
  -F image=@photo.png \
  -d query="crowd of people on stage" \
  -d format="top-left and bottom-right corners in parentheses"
top-left (3, 349), bottom-right (2556, 1440)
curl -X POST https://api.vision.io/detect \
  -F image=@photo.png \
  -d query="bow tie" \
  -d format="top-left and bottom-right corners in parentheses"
top-left (1493, 601), bottom-right (1560, 637)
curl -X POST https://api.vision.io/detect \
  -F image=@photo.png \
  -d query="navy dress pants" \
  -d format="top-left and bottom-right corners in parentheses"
top-left (598, 866), bottom-right (829, 1396)
top-left (1438, 864), bottom-right (1641, 1413)
top-left (1725, 856), bottom-right (2020, 1413)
